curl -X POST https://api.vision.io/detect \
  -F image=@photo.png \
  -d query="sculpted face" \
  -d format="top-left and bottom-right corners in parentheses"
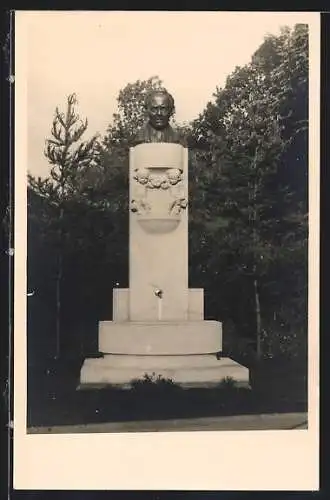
top-left (167, 168), bottom-right (182, 185)
top-left (147, 92), bottom-right (173, 131)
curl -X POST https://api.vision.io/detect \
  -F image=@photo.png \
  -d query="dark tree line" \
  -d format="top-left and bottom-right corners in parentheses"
top-left (28, 25), bottom-right (308, 368)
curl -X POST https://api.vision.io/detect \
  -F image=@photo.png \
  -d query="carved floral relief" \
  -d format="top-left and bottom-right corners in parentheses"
top-left (131, 167), bottom-right (188, 216)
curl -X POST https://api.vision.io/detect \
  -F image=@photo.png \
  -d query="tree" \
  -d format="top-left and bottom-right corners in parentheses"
top-left (28, 93), bottom-right (99, 358)
top-left (250, 24), bottom-right (309, 358)
top-left (27, 25), bottom-right (308, 366)
top-left (189, 24), bottom-right (308, 360)
top-left (101, 76), bottom-right (163, 169)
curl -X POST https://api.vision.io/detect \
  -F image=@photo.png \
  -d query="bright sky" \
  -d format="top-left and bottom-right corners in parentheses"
top-left (19, 11), bottom-right (314, 177)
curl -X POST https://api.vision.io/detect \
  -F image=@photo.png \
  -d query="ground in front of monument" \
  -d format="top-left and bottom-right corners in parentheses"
top-left (27, 351), bottom-right (307, 433)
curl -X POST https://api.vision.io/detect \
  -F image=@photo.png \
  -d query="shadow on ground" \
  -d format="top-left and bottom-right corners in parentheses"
top-left (27, 354), bottom-right (307, 429)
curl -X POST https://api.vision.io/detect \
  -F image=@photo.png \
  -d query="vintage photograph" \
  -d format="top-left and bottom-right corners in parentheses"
top-left (19, 11), bottom-right (315, 439)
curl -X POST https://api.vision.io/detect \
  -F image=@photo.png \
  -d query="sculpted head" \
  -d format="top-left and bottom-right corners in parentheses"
top-left (145, 89), bottom-right (175, 131)
top-left (167, 168), bottom-right (183, 185)
top-left (134, 168), bottom-right (149, 185)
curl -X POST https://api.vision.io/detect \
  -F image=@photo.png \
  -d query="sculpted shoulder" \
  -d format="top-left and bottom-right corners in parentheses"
top-left (133, 123), bottom-right (187, 147)
top-left (132, 126), bottom-right (148, 146)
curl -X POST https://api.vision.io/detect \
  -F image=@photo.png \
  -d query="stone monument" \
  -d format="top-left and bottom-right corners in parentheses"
top-left (80, 89), bottom-right (249, 388)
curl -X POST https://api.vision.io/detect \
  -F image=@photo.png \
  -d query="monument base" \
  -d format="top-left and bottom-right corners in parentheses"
top-left (79, 354), bottom-right (250, 390)
top-left (79, 320), bottom-right (249, 389)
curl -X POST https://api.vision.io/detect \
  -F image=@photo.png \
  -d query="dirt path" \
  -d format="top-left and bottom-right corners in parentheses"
top-left (28, 412), bottom-right (308, 434)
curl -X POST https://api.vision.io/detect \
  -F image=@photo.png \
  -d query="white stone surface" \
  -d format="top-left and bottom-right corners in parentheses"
top-left (99, 320), bottom-right (222, 355)
top-left (133, 142), bottom-right (185, 169)
top-left (112, 289), bottom-right (129, 321)
top-left (112, 288), bottom-right (204, 322)
top-left (188, 288), bottom-right (204, 320)
top-left (80, 356), bottom-right (249, 389)
top-left (129, 144), bottom-right (189, 321)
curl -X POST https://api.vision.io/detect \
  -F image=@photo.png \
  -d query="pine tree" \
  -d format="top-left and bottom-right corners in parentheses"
top-left (28, 93), bottom-right (99, 358)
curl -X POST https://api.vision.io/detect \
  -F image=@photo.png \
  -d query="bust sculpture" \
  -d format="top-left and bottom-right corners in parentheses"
top-left (134, 89), bottom-right (186, 146)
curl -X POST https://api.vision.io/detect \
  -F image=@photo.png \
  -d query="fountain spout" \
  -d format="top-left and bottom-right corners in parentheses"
top-left (154, 288), bottom-right (163, 320)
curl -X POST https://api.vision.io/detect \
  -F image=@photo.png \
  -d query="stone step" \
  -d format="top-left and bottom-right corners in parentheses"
top-left (79, 356), bottom-right (249, 389)
top-left (83, 354), bottom-right (224, 369)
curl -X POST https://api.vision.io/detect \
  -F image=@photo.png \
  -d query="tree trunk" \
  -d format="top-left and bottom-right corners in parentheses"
top-left (55, 252), bottom-right (62, 359)
top-left (55, 207), bottom-right (64, 359)
top-left (254, 277), bottom-right (262, 361)
top-left (251, 147), bottom-right (262, 361)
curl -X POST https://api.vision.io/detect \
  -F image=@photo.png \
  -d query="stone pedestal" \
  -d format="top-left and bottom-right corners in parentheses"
top-left (79, 143), bottom-right (249, 389)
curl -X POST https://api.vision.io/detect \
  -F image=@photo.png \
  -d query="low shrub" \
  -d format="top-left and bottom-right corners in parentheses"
top-left (130, 373), bottom-right (182, 394)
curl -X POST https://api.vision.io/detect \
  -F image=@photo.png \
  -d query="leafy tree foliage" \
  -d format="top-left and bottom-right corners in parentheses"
top-left (28, 25), bottom-right (308, 365)
top-left (101, 76), bottom-right (163, 169)
top-left (189, 24), bottom-right (308, 359)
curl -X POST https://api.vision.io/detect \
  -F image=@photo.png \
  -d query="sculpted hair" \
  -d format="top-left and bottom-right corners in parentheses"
top-left (145, 88), bottom-right (175, 113)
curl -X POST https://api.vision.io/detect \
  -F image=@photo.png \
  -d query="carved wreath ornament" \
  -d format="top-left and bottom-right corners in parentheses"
top-left (131, 167), bottom-right (188, 217)
top-left (133, 167), bottom-right (183, 190)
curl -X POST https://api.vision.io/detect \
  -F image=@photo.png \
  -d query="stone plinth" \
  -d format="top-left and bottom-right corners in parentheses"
top-left (98, 320), bottom-right (221, 355)
top-left (80, 355), bottom-right (249, 389)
